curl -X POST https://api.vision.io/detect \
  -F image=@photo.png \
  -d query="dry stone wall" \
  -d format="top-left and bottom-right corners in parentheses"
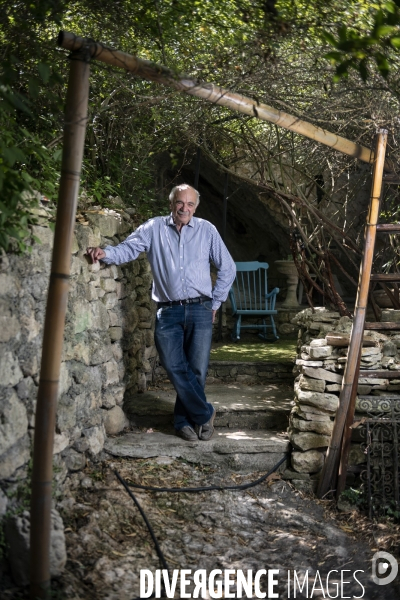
top-left (0, 211), bottom-right (158, 489)
top-left (287, 306), bottom-right (400, 491)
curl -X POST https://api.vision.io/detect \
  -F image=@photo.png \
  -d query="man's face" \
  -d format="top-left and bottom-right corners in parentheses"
top-left (170, 187), bottom-right (197, 227)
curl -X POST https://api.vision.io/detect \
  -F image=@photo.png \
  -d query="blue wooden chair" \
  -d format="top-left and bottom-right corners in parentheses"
top-left (229, 262), bottom-right (279, 341)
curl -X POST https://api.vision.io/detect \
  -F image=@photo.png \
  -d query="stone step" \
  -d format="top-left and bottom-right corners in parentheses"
top-left (123, 383), bottom-right (293, 431)
top-left (104, 428), bottom-right (290, 473)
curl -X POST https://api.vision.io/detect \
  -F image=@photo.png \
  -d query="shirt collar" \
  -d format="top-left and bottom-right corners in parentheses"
top-left (167, 213), bottom-right (195, 228)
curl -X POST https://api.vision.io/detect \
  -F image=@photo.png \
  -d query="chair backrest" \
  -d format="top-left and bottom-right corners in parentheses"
top-left (230, 261), bottom-right (270, 312)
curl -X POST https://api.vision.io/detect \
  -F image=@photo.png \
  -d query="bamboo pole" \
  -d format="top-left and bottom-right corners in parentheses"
top-left (317, 130), bottom-right (388, 499)
top-left (57, 31), bottom-right (393, 170)
top-left (30, 50), bottom-right (90, 599)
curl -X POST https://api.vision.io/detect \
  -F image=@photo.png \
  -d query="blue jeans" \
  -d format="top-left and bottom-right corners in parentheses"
top-left (154, 300), bottom-right (214, 430)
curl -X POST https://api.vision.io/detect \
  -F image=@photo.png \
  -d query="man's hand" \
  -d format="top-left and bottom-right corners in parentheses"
top-left (86, 247), bottom-right (106, 263)
top-left (212, 310), bottom-right (217, 323)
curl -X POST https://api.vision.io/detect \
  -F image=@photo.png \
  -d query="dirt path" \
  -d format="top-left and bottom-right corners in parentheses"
top-left (6, 455), bottom-right (396, 600)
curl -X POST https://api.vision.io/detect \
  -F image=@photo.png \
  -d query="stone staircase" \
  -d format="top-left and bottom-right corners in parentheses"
top-left (104, 378), bottom-right (293, 474)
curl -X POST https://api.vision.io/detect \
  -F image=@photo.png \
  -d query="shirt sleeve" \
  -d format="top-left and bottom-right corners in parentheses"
top-left (101, 220), bottom-right (153, 265)
top-left (208, 225), bottom-right (236, 310)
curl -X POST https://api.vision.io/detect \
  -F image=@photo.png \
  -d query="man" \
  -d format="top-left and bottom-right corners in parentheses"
top-left (86, 184), bottom-right (236, 441)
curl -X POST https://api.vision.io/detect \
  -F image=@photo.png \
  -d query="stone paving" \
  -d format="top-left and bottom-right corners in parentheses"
top-left (2, 379), bottom-right (400, 599)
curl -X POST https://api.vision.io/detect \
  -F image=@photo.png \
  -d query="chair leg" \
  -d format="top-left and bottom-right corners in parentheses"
top-left (233, 315), bottom-right (241, 341)
top-left (270, 315), bottom-right (279, 340)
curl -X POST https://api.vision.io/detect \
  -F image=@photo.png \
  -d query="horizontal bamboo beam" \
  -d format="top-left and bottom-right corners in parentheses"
top-left (57, 31), bottom-right (394, 170)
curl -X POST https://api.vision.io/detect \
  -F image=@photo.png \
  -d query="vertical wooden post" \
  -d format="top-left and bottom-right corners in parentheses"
top-left (30, 49), bottom-right (90, 599)
top-left (317, 130), bottom-right (388, 499)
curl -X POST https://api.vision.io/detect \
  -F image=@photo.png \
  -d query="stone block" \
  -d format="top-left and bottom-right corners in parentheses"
top-left (0, 314), bottom-right (20, 343)
top-left (0, 389), bottom-right (28, 456)
top-left (309, 345), bottom-right (333, 359)
top-left (5, 508), bottom-right (66, 586)
top-left (383, 341), bottom-right (397, 357)
top-left (291, 450), bottom-right (324, 473)
top-left (295, 404), bottom-right (333, 421)
top-left (291, 416), bottom-right (333, 436)
top-left (101, 278), bottom-right (118, 293)
top-left (326, 383), bottom-right (341, 392)
top-left (0, 433), bottom-right (30, 479)
top-left (53, 432), bottom-right (69, 455)
top-left (104, 406), bottom-right (130, 435)
top-left (298, 374), bottom-right (325, 393)
top-left (82, 426), bottom-right (105, 455)
top-left (301, 366), bottom-right (342, 383)
top-left (62, 447), bottom-right (86, 471)
top-left (0, 349), bottom-right (24, 386)
top-left (91, 300), bottom-right (110, 331)
top-left (109, 326), bottom-right (123, 341)
top-left (290, 431), bottom-right (331, 451)
top-left (309, 338), bottom-right (328, 347)
top-left (381, 309), bottom-right (400, 323)
top-left (104, 359), bottom-right (120, 387)
top-left (102, 292), bottom-right (118, 309)
top-left (296, 389), bottom-right (339, 412)
top-left (72, 299), bottom-right (92, 333)
top-left (296, 359), bottom-right (324, 367)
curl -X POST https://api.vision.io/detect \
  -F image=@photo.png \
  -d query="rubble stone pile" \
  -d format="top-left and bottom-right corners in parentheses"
top-left (286, 306), bottom-right (400, 491)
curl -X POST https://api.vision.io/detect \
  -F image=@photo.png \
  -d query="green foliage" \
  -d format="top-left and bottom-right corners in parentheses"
top-left (339, 486), bottom-right (366, 508)
top-left (322, 1), bottom-right (400, 81)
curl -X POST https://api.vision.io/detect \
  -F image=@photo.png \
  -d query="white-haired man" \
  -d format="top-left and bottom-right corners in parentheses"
top-left (86, 184), bottom-right (236, 441)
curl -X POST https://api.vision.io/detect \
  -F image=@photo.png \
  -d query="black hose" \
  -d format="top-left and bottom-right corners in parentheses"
top-left (115, 453), bottom-right (289, 600)
top-left (122, 453), bottom-right (288, 493)
top-left (114, 469), bottom-right (169, 571)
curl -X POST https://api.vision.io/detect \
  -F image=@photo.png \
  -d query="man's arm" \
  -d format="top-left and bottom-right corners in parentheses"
top-left (85, 220), bottom-right (154, 265)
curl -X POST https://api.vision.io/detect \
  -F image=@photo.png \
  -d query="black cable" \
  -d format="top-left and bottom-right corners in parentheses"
top-left (115, 453), bottom-right (288, 600)
top-left (119, 453), bottom-right (288, 493)
top-left (114, 469), bottom-right (169, 572)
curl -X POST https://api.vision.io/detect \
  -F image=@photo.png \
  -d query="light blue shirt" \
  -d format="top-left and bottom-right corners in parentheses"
top-left (102, 214), bottom-right (236, 310)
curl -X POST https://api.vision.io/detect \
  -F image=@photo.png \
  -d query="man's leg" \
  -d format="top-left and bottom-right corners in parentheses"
top-left (183, 301), bottom-right (214, 420)
top-left (155, 304), bottom-right (211, 431)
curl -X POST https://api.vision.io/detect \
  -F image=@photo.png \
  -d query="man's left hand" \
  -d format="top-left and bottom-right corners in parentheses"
top-left (212, 310), bottom-right (217, 323)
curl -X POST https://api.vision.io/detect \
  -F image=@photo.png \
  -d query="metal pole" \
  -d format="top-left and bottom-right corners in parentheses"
top-left (317, 130), bottom-right (388, 499)
top-left (30, 48), bottom-right (90, 599)
top-left (57, 31), bottom-right (394, 170)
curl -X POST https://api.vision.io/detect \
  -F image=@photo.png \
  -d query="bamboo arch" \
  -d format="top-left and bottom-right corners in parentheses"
top-left (30, 30), bottom-right (395, 599)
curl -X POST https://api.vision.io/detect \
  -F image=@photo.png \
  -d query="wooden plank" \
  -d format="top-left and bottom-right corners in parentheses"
top-left (365, 322), bottom-right (400, 330)
top-left (359, 370), bottom-right (400, 379)
top-left (370, 274), bottom-right (400, 281)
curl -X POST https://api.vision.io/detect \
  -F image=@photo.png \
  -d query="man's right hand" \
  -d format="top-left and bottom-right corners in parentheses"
top-left (86, 247), bottom-right (106, 263)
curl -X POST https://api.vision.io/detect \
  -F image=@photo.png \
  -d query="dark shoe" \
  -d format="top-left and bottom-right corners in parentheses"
top-left (175, 425), bottom-right (198, 441)
top-left (197, 408), bottom-right (216, 441)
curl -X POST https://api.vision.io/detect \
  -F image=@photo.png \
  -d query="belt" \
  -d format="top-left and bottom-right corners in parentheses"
top-left (157, 296), bottom-right (211, 308)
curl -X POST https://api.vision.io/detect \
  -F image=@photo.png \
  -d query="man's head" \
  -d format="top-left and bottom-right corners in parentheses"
top-left (169, 184), bottom-right (200, 228)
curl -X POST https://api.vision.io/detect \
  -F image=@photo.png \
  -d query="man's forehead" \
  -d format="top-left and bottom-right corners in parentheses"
top-left (172, 188), bottom-right (197, 202)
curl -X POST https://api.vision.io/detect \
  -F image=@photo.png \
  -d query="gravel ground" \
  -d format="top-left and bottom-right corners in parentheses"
top-left (2, 455), bottom-right (400, 599)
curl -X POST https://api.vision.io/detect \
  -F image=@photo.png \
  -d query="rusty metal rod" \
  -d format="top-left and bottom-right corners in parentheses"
top-left (30, 50), bottom-right (90, 599)
top-left (317, 130), bottom-right (388, 499)
top-left (57, 31), bottom-right (394, 170)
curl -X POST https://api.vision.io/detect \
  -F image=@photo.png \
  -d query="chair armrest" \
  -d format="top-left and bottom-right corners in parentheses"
top-left (266, 287), bottom-right (279, 310)
top-left (266, 287), bottom-right (280, 299)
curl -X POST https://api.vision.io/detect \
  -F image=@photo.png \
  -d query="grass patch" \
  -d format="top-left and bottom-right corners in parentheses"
top-left (210, 338), bottom-right (297, 362)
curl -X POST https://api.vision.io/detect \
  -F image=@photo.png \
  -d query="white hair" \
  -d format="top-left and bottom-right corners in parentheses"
top-left (169, 184), bottom-right (200, 207)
